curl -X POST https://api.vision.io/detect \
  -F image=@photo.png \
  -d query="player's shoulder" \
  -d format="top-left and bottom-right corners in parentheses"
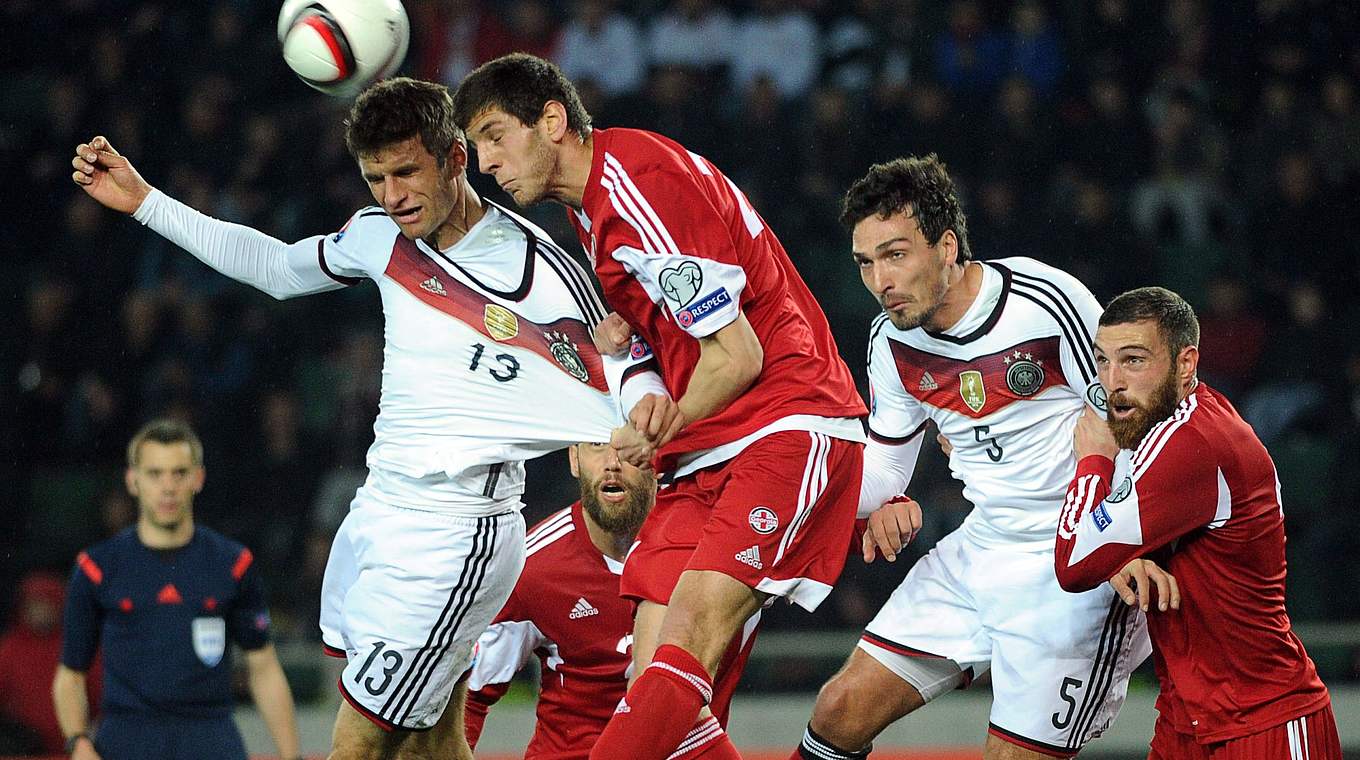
top-left (82, 527), bottom-right (138, 565)
top-left (193, 525), bottom-right (251, 561)
top-left (992, 256), bottom-right (1094, 298)
top-left (334, 206), bottom-right (398, 241)
top-left (1133, 390), bottom-right (1218, 468)
top-left (598, 127), bottom-right (703, 185)
top-left (486, 200), bottom-right (553, 247)
top-left (867, 312), bottom-right (896, 348)
top-left (525, 506), bottom-right (578, 561)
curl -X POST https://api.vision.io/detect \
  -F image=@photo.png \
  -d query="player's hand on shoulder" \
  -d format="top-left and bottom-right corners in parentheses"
top-left (1110, 558), bottom-right (1180, 612)
top-left (1073, 406), bottom-right (1119, 461)
top-left (862, 495), bottom-right (923, 564)
top-left (936, 431), bottom-right (953, 456)
top-left (593, 312), bottom-right (632, 356)
top-left (71, 135), bottom-right (153, 214)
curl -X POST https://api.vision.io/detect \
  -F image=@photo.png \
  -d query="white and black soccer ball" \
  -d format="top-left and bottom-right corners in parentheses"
top-left (278, 0), bottom-right (410, 99)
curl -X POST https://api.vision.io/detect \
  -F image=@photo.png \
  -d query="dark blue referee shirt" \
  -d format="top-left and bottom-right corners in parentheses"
top-left (60, 526), bottom-right (271, 719)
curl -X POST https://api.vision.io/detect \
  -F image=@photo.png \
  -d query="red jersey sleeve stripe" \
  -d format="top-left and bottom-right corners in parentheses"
top-left (601, 173), bottom-right (668, 256)
top-left (1132, 394), bottom-right (1199, 478)
top-left (231, 548), bottom-right (254, 580)
top-left (76, 552), bottom-right (103, 585)
top-left (602, 153), bottom-right (681, 254)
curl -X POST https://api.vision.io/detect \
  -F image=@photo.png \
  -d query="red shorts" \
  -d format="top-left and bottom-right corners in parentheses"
top-left (1148, 704), bottom-right (1341, 760)
top-left (619, 430), bottom-right (863, 611)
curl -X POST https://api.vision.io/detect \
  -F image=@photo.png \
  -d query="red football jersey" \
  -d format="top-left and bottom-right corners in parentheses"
top-left (568, 128), bottom-right (865, 470)
top-left (464, 504), bottom-right (634, 758)
top-left (1056, 382), bottom-right (1330, 743)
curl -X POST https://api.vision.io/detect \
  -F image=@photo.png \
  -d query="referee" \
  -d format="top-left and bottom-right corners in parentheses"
top-left (52, 419), bottom-right (301, 760)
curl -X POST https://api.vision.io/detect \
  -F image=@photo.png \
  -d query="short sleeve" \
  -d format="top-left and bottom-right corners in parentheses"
top-left (866, 321), bottom-right (929, 443)
top-left (599, 168), bottom-right (748, 338)
top-left (60, 553), bottom-right (104, 671)
top-left (226, 550), bottom-right (271, 651)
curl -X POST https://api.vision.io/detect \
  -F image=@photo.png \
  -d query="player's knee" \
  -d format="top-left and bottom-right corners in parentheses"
top-left (810, 673), bottom-right (878, 747)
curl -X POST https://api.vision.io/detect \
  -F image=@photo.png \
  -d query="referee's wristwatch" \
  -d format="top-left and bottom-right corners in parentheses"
top-left (64, 732), bottom-right (91, 754)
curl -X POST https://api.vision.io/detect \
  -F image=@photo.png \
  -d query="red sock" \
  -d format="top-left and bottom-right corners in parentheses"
top-left (677, 717), bottom-right (742, 759)
top-left (589, 644), bottom-right (713, 760)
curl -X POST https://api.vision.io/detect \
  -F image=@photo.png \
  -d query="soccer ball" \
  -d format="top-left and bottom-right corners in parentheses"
top-left (278, 0), bottom-right (410, 99)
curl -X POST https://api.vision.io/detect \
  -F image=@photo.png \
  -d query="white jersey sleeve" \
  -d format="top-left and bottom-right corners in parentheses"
top-left (466, 618), bottom-right (549, 692)
top-left (601, 333), bottom-right (669, 422)
top-left (132, 188), bottom-right (356, 298)
top-left (861, 315), bottom-right (930, 515)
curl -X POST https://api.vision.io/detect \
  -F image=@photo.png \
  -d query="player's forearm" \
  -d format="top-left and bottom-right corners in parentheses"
top-left (246, 648), bottom-right (301, 758)
top-left (1055, 456), bottom-right (1135, 591)
top-left (132, 189), bottom-right (336, 300)
top-left (676, 318), bottom-right (763, 426)
top-left (52, 665), bottom-right (92, 739)
top-left (858, 435), bottom-right (924, 518)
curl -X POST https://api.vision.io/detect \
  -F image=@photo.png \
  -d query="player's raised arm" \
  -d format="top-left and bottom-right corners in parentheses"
top-left (71, 135), bottom-right (353, 300)
top-left (1055, 410), bottom-right (1219, 593)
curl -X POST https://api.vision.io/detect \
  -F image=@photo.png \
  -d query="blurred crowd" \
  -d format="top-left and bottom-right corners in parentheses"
top-left (4, 0), bottom-right (1359, 670)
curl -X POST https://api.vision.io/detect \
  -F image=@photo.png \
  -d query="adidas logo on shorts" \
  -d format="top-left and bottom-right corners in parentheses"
top-left (569, 597), bottom-right (599, 619)
top-left (734, 546), bottom-right (763, 570)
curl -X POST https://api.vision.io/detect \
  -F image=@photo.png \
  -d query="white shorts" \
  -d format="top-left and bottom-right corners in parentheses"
top-left (319, 489), bottom-right (526, 731)
top-left (859, 528), bottom-right (1150, 757)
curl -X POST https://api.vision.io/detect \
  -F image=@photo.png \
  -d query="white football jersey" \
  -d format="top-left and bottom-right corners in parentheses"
top-left (867, 258), bottom-right (1104, 549)
top-left (318, 202), bottom-right (633, 511)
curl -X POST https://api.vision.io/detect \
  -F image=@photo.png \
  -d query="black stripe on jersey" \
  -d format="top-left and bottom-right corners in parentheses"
top-left (1008, 269), bottom-right (1097, 382)
top-left (358, 209), bottom-right (386, 218)
top-left (866, 312), bottom-right (891, 370)
top-left (621, 358), bottom-right (660, 384)
top-left (1064, 596), bottom-right (1129, 750)
top-left (868, 419), bottom-right (928, 445)
top-left (1008, 285), bottom-right (1095, 386)
top-left (381, 516), bottom-right (496, 724)
top-left (396, 515), bottom-right (499, 726)
top-left (921, 263), bottom-right (1012, 345)
top-left (431, 201), bottom-right (536, 301)
top-left (316, 239), bottom-right (362, 287)
top-left (482, 464), bottom-right (503, 498)
top-left (538, 237), bottom-right (608, 325)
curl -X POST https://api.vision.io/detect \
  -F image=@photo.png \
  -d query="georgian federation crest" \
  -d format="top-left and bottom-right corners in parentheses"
top-left (484, 304), bottom-right (520, 341)
top-left (958, 370), bottom-right (986, 413)
top-left (546, 331), bottom-right (590, 383)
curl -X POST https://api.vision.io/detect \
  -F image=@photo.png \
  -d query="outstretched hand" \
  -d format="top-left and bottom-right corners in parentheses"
top-left (71, 135), bottom-right (153, 214)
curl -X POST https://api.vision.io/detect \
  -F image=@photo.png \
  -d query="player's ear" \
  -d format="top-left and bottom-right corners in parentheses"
top-left (1177, 344), bottom-right (1199, 385)
top-left (939, 229), bottom-right (959, 267)
top-left (568, 444), bottom-right (581, 478)
top-left (540, 101), bottom-right (569, 143)
top-left (447, 139), bottom-right (468, 174)
top-left (124, 468), bottom-right (139, 498)
top-left (190, 466), bottom-right (206, 494)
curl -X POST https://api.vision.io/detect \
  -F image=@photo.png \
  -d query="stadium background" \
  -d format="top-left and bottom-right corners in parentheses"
top-left (2, 0), bottom-right (1357, 756)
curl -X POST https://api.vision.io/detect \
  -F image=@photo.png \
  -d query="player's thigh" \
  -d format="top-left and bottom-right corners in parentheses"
top-left (809, 647), bottom-right (930, 747)
top-left (320, 503), bottom-right (362, 652)
top-left (685, 431), bottom-right (863, 614)
top-left (331, 698), bottom-right (405, 760)
top-left (859, 530), bottom-right (992, 700)
top-left (983, 731), bottom-right (1075, 760)
top-left (981, 550), bottom-right (1147, 758)
top-left (333, 505), bottom-right (526, 733)
top-left (659, 568), bottom-right (766, 674)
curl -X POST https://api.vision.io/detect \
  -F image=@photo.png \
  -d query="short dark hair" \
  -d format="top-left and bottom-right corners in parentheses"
top-left (1100, 287), bottom-right (1201, 359)
top-left (451, 53), bottom-right (592, 136)
top-left (127, 418), bottom-right (203, 468)
top-left (344, 77), bottom-right (463, 165)
top-left (840, 154), bottom-right (972, 262)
